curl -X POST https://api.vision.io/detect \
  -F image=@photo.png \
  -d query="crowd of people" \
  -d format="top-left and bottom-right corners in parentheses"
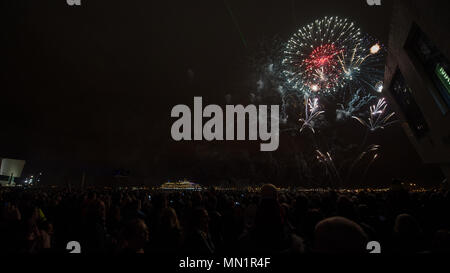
top-left (1, 182), bottom-right (449, 254)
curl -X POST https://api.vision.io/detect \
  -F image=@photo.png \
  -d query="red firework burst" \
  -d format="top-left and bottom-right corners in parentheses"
top-left (302, 44), bottom-right (344, 92)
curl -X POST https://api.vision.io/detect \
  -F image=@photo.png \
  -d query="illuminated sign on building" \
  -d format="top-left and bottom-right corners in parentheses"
top-left (436, 64), bottom-right (450, 96)
top-left (406, 24), bottom-right (450, 111)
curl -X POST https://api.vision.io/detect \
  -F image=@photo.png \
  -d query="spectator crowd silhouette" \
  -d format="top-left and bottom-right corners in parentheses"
top-left (1, 182), bottom-right (449, 254)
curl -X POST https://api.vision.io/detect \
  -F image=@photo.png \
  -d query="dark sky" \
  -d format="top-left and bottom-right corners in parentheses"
top-left (0, 0), bottom-right (445, 186)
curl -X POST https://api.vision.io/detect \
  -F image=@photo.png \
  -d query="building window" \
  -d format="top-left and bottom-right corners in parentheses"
top-left (406, 23), bottom-right (450, 112)
top-left (390, 69), bottom-right (429, 139)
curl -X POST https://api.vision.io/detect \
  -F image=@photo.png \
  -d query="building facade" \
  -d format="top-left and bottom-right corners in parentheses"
top-left (384, 0), bottom-right (450, 181)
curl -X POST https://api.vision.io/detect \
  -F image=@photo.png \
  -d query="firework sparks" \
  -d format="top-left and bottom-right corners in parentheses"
top-left (304, 44), bottom-right (344, 92)
top-left (338, 35), bottom-right (386, 93)
top-left (343, 144), bottom-right (381, 184)
top-left (299, 97), bottom-right (325, 134)
top-left (352, 98), bottom-right (397, 131)
top-left (283, 17), bottom-right (385, 97)
top-left (316, 150), bottom-right (333, 177)
top-left (375, 81), bottom-right (384, 93)
top-left (354, 144), bottom-right (381, 167)
top-left (361, 153), bottom-right (380, 182)
top-left (340, 43), bottom-right (379, 70)
top-left (316, 150), bottom-right (342, 186)
top-left (283, 16), bottom-right (362, 95)
top-left (336, 88), bottom-right (376, 121)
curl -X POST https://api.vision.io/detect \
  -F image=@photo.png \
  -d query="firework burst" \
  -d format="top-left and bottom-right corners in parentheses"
top-left (352, 98), bottom-right (397, 132)
top-left (283, 16), bottom-right (362, 95)
top-left (338, 34), bottom-right (386, 94)
top-left (283, 16), bottom-right (386, 100)
top-left (299, 97), bottom-right (325, 134)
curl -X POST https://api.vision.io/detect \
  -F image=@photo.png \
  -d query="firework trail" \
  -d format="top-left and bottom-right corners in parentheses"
top-left (352, 98), bottom-right (397, 132)
top-left (223, 0), bottom-right (247, 49)
top-left (316, 150), bottom-right (342, 187)
top-left (361, 153), bottom-right (379, 182)
top-left (336, 88), bottom-right (376, 121)
top-left (345, 144), bottom-right (380, 183)
top-left (299, 97), bottom-right (325, 134)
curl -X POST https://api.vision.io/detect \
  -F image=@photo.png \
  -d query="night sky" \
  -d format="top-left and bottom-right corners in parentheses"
top-left (1, 0), bottom-right (445, 186)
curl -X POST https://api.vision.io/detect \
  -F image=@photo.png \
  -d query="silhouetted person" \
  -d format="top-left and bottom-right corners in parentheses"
top-left (391, 214), bottom-right (424, 253)
top-left (184, 207), bottom-right (215, 254)
top-left (151, 208), bottom-right (183, 253)
top-left (431, 229), bottom-right (450, 253)
top-left (313, 216), bottom-right (368, 253)
top-left (118, 218), bottom-right (149, 254)
top-left (240, 184), bottom-right (304, 254)
top-left (81, 199), bottom-right (107, 253)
